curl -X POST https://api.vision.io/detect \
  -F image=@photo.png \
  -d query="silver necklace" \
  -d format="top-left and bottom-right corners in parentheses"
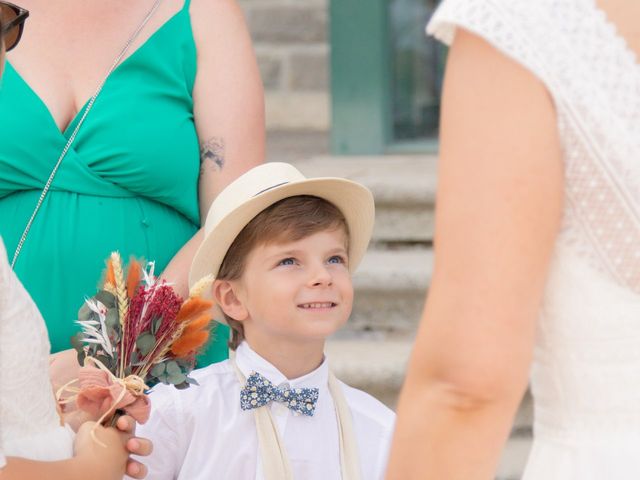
top-left (11, 0), bottom-right (164, 269)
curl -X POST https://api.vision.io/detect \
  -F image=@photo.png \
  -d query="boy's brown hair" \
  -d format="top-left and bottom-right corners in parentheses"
top-left (217, 195), bottom-right (349, 350)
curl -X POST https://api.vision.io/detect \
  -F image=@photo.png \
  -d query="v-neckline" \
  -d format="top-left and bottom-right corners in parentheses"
top-left (5, 7), bottom-right (185, 138)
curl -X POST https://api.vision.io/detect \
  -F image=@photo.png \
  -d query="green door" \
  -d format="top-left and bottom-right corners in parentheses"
top-left (330, 0), bottom-right (444, 155)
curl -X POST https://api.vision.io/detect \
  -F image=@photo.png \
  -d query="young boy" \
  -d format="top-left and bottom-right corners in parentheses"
top-left (136, 162), bottom-right (395, 480)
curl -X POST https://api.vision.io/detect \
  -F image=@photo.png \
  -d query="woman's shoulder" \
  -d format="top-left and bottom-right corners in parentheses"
top-left (428, 0), bottom-right (569, 45)
top-left (428, 0), bottom-right (592, 101)
top-left (188, 0), bottom-right (249, 46)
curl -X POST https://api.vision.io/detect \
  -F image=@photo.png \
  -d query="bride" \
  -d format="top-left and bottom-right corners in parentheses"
top-left (387, 0), bottom-right (640, 478)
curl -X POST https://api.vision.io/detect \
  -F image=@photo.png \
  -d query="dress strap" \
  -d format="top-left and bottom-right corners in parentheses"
top-left (182, 0), bottom-right (191, 11)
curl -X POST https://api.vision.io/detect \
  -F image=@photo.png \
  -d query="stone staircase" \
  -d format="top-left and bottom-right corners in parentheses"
top-left (273, 133), bottom-right (532, 480)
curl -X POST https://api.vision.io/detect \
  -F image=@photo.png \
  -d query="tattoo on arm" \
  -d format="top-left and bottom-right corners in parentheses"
top-left (200, 137), bottom-right (225, 172)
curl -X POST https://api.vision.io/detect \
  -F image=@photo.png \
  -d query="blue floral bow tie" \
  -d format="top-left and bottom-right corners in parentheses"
top-left (240, 371), bottom-right (320, 417)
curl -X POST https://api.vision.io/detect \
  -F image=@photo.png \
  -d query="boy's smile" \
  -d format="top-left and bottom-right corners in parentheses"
top-left (220, 227), bottom-right (353, 371)
top-left (298, 302), bottom-right (337, 310)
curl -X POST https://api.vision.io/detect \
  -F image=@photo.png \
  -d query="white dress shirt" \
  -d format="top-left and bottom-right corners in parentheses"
top-left (136, 341), bottom-right (395, 480)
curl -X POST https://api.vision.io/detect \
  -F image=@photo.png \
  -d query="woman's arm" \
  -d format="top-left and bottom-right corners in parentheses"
top-left (3, 457), bottom-right (101, 480)
top-left (2, 419), bottom-right (149, 480)
top-left (161, 0), bottom-right (265, 296)
top-left (386, 29), bottom-right (564, 480)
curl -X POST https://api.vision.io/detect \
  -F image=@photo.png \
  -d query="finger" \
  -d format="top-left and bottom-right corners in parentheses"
top-left (126, 460), bottom-right (148, 479)
top-left (127, 437), bottom-right (153, 456)
top-left (116, 415), bottom-right (136, 434)
top-left (63, 409), bottom-right (95, 432)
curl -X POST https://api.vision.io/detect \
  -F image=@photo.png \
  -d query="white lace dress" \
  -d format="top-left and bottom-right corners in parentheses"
top-left (428, 0), bottom-right (640, 478)
top-left (0, 238), bottom-right (74, 468)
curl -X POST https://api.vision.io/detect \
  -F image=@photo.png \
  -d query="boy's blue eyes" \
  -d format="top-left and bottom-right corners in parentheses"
top-left (277, 255), bottom-right (346, 266)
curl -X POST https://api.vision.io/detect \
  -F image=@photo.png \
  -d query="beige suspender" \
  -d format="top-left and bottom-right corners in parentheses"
top-left (329, 371), bottom-right (362, 480)
top-left (232, 359), bottom-right (362, 480)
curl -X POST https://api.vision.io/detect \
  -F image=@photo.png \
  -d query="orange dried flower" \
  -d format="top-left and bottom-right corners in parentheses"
top-left (126, 260), bottom-right (142, 298)
top-left (105, 259), bottom-right (116, 288)
top-left (175, 297), bottom-right (213, 323)
top-left (171, 330), bottom-right (210, 357)
top-left (184, 313), bottom-right (211, 334)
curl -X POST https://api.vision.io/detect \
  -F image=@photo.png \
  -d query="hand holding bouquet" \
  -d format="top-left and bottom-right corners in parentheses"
top-left (60, 252), bottom-right (215, 442)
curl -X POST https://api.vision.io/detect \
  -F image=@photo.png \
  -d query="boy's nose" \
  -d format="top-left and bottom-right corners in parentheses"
top-left (309, 264), bottom-right (333, 287)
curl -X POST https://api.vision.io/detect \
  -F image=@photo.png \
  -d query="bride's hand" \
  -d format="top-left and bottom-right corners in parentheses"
top-left (73, 415), bottom-right (153, 479)
top-left (50, 348), bottom-right (81, 397)
top-left (74, 421), bottom-right (130, 480)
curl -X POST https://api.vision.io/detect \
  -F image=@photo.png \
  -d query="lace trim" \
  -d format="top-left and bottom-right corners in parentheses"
top-left (428, 0), bottom-right (640, 293)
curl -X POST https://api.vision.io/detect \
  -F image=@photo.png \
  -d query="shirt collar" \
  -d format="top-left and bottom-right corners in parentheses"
top-left (235, 341), bottom-right (329, 390)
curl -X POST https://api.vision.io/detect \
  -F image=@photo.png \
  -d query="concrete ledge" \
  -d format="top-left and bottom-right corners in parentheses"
top-left (294, 155), bottom-right (437, 205)
top-left (294, 155), bottom-right (437, 243)
top-left (326, 339), bottom-right (413, 409)
top-left (346, 248), bottom-right (432, 336)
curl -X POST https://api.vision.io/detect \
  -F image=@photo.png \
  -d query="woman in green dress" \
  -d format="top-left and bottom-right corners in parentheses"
top-left (0, 0), bottom-right (264, 365)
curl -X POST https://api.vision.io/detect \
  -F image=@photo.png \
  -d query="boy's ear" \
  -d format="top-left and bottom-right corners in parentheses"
top-left (212, 279), bottom-right (249, 322)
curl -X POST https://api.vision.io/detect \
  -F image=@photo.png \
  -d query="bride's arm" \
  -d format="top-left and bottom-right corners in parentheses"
top-left (2, 418), bottom-right (152, 480)
top-left (386, 29), bottom-right (564, 480)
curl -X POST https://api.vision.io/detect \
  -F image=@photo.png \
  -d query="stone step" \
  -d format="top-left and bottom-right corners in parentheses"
top-left (327, 338), bottom-right (533, 480)
top-left (345, 247), bottom-right (432, 337)
top-left (326, 339), bottom-right (413, 409)
top-left (291, 155), bottom-right (437, 244)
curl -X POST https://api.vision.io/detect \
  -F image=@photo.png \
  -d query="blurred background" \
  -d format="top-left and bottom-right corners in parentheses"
top-left (238, 1), bottom-right (532, 478)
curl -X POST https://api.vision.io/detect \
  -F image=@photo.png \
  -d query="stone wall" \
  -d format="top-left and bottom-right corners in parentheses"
top-left (238, 0), bottom-right (331, 131)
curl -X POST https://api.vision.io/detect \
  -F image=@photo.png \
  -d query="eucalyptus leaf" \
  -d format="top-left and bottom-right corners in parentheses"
top-left (165, 361), bottom-right (181, 375)
top-left (186, 377), bottom-right (199, 386)
top-left (107, 327), bottom-right (120, 344)
top-left (94, 290), bottom-right (117, 309)
top-left (70, 333), bottom-right (84, 351)
top-left (136, 333), bottom-right (156, 356)
top-left (176, 358), bottom-right (194, 370)
top-left (76, 350), bottom-right (86, 367)
top-left (77, 303), bottom-right (95, 322)
top-left (96, 354), bottom-right (112, 369)
top-left (168, 372), bottom-right (187, 385)
top-left (151, 363), bottom-right (166, 377)
top-left (105, 309), bottom-right (119, 328)
top-left (151, 317), bottom-right (162, 335)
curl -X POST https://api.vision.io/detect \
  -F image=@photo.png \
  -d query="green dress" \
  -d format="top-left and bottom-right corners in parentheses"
top-left (0, 0), bottom-right (228, 365)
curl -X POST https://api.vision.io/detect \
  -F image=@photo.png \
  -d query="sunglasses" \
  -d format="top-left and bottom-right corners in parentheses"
top-left (0, 1), bottom-right (28, 52)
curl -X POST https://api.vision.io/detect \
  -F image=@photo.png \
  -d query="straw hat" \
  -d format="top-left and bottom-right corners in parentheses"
top-left (188, 162), bottom-right (375, 287)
